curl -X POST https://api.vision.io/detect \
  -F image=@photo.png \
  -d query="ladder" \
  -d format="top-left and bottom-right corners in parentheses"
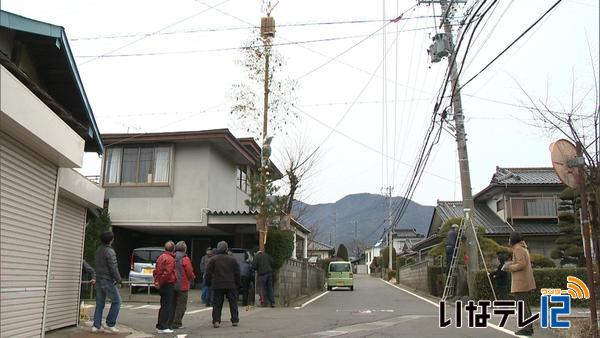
top-left (441, 223), bottom-right (465, 301)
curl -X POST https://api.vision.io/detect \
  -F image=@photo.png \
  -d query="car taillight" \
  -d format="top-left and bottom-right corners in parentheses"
top-left (130, 253), bottom-right (134, 271)
top-left (327, 273), bottom-right (331, 278)
top-left (349, 272), bottom-right (353, 277)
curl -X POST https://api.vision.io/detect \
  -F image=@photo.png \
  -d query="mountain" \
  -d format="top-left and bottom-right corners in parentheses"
top-left (293, 193), bottom-right (434, 249)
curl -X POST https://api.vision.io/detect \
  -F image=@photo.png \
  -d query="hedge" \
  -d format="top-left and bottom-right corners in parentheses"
top-left (265, 227), bottom-right (294, 270)
top-left (474, 268), bottom-right (589, 307)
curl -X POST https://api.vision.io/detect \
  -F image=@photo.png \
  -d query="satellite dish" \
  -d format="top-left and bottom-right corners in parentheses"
top-left (549, 139), bottom-right (580, 189)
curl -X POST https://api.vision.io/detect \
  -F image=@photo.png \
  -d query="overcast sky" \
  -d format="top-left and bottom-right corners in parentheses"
top-left (3, 0), bottom-right (598, 207)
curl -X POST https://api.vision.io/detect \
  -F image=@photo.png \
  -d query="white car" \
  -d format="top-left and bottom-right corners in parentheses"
top-left (129, 247), bottom-right (163, 292)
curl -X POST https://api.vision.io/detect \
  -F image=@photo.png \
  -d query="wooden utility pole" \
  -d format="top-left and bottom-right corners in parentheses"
top-left (258, 14), bottom-right (275, 253)
top-left (438, 0), bottom-right (479, 298)
top-left (576, 142), bottom-right (598, 338)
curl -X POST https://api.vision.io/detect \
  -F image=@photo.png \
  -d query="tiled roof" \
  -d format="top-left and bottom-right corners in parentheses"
top-left (308, 239), bottom-right (334, 251)
top-left (411, 234), bottom-right (440, 251)
top-left (491, 167), bottom-right (562, 185)
top-left (435, 201), bottom-right (558, 235)
top-left (207, 210), bottom-right (258, 216)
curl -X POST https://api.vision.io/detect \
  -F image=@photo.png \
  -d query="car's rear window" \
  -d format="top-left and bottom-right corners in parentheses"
top-left (329, 263), bottom-right (351, 272)
top-left (133, 250), bottom-right (161, 264)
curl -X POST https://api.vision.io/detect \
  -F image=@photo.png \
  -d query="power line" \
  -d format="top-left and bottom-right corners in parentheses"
top-left (79, 0), bottom-right (233, 65)
top-left (460, 0), bottom-right (564, 89)
top-left (74, 24), bottom-right (447, 59)
top-left (70, 15), bottom-right (446, 41)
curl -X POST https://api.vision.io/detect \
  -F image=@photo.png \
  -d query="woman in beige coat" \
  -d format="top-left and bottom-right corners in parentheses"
top-left (504, 231), bottom-right (536, 336)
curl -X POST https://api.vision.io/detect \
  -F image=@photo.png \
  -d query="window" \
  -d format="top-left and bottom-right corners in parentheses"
top-left (496, 199), bottom-right (505, 212)
top-left (237, 165), bottom-right (248, 192)
top-left (103, 145), bottom-right (171, 185)
top-left (509, 197), bottom-right (557, 218)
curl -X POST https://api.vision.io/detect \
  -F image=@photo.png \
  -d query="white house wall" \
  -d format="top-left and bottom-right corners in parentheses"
top-left (207, 147), bottom-right (249, 212)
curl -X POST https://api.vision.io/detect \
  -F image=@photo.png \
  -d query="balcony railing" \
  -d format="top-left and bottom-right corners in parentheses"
top-left (85, 175), bottom-right (100, 185)
top-left (508, 197), bottom-right (558, 221)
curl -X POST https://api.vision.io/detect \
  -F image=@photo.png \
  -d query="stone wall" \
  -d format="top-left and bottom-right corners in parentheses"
top-left (274, 259), bottom-right (324, 307)
top-left (397, 260), bottom-right (430, 293)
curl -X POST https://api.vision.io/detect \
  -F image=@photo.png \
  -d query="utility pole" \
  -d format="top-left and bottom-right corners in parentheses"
top-left (258, 13), bottom-right (275, 253)
top-left (383, 186), bottom-right (393, 271)
top-left (422, 0), bottom-right (478, 298)
top-left (576, 142), bottom-right (598, 338)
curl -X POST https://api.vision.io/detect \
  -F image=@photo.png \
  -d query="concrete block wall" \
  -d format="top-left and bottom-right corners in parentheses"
top-left (397, 261), bottom-right (430, 293)
top-left (275, 259), bottom-right (324, 307)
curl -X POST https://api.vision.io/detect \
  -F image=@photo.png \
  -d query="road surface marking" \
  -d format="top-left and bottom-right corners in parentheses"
top-left (335, 309), bottom-right (394, 313)
top-left (381, 279), bottom-right (518, 337)
top-left (131, 304), bottom-right (160, 310)
top-left (294, 291), bottom-right (330, 309)
top-left (298, 314), bottom-right (435, 337)
top-left (186, 307), bottom-right (212, 314)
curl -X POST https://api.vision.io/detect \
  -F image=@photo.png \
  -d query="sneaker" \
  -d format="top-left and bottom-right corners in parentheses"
top-left (156, 328), bottom-right (174, 334)
top-left (232, 322), bottom-right (239, 327)
top-left (91, 326), bottom-right (101, 333)
top-left (213, 322), bottom-right (220, 328)
top-left (103, 325), bottom-right (119, 333)
top-left (173, 325), bottom-right (185, 329)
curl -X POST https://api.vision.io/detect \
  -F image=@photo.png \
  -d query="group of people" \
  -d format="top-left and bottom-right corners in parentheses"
top-left (90, 230), bottom-right (276, 334)
top-left (445, 227), bottom-right (537, 337)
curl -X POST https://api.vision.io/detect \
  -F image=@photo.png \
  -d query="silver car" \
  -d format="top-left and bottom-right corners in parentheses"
top-left (129, 247), bottom-right (163, 292)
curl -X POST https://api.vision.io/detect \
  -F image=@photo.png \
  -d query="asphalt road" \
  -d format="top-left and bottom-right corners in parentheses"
top-left (94, 275), bottom-right (556, 337)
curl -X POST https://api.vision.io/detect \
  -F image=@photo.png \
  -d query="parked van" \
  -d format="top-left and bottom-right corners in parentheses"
top-left (327, 261), bottom-right (354, 291)
top-left (129, 247), bottom-right (163, 292)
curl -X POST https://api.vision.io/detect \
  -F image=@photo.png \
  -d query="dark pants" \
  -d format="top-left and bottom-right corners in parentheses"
top-left (445, 245), bottom-right (455, 274)
top-left (513, 291), bottom-right (534, 333)
top-left (168, 290), bottom-right (188, 328)
top-left (241, 276), bottom-right (252, 306)
top-left (156, 283), bottom-right (175, 330)
top-left (258, 272), bottom-right (275, 306)
top-left (212, 288), bottom-right (239, 324)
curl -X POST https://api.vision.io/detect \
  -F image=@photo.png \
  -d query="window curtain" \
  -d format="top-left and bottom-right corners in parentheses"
top-left (105, 148), bottom-right (122, 184)
top-left (154, 147), bottom-right (170, 183)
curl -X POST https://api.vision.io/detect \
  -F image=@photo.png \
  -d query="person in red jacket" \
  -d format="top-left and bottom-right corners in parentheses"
top-left (168, 241), bottom-right (196, 329)
top-left (153, 241), bottom-right (176, 334)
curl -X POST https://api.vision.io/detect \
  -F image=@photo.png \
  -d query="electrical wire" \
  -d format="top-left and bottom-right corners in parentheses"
top-left (460, 0), bottom-right (564, 89)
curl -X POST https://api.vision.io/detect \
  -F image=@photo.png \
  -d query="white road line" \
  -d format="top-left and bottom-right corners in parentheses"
top-left (294, 291), bottom-right (330, 309)
top-left (131, 304), bottom-right (160, 310)
top-left (186, 307), bottom-right (212, 314)
top-left (380, 279), bottom-right (518, 337)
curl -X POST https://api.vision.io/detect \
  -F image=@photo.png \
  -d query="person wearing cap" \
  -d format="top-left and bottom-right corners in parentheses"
top-left (445, 224), bottom-right (459, 274)
top-left (205, 241), bottom-right (241, 328)
top-left (200, 247), bottom-right (214, 306)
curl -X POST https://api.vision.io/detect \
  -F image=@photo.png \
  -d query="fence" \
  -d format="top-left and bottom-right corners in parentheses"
top-left (397, 260), bottom-right (430, 293)
top-left (274, 258), bottom-right (324, 307)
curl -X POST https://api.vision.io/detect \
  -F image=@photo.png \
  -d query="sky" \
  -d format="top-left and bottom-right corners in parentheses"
top-left (2, 0), bottom-right (598, 207)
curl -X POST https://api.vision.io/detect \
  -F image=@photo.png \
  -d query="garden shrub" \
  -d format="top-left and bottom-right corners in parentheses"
top-left (265, 227), bottom-right (294, 270)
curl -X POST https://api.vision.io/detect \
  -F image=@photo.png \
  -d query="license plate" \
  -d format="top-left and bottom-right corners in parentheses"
top-left (337, 281), bottom-right (344, 286)
top-left (142, 268), bottom-right (154, 275)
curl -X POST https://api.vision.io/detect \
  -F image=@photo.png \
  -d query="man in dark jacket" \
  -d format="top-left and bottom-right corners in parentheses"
top-left (489, 251), bottom-right (510, 300)
top-left (153, 241), bottom-right (176, 334)
top-left (445, 224), bottom-right (459, 274)
top-left (205, 241), bottom-right (241, 328)
top-left (200, 247), bottom-right (214, 306)
top-left (93, 231), bottom-right (122, 333)
top-left (252, 250), bottom-right (275, 307)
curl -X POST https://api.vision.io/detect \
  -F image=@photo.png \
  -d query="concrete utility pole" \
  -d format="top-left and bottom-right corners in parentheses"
top-left (384, 186), bottom-right (394, 271)
top-left (576, 142), bottom-right (598, 338)
top-left (436, 0), bottom-right (479, 298)
top-left (258, 14), bottom-right (275, 253)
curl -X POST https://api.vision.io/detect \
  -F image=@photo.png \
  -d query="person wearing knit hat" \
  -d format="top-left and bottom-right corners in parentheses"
top-left (205, 241), bottom-right (241, 328)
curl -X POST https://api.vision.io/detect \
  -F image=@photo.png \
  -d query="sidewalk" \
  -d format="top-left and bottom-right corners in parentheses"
top-left (46, 321), bottom-right (153, 338)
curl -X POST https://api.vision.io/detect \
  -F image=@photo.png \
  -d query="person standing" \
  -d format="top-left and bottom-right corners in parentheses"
top-left (445, 224), bottom-right (459, 274)
top-left (93, 231), bottom-right (122, 333)
top-left (205, 241), bottom-right (241, 328)
top-left (240, 251), bottom-right (254, 307)
top-left (153, 241), bottom-right (176, 334)
top-left (81, 260), bottom-right (96, 300)
top-left (504, 231), bottom-right (536, 337)
top-left (168, 241), bottom-right (195, 330)
top-left (252, 250), bottom-right (275, 307)
top-left (200, 247), bottom-right (214, 306)
top-left (489, 251), bottom-right (510, 300)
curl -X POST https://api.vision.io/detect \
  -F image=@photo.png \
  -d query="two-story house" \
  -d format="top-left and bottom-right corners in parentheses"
top-left (415, 167), bottom-right (563, 259)
top-left (0, 11), bottom-right (105, 336)
top-left (391, 228), bottom-right (425, 254)
top-left (100, 130), bottom-right (288, 280)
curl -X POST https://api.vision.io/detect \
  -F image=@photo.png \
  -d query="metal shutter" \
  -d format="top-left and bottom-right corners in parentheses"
top-left (45, 196), bottom-right (86, 331)
top-left (0, 131), bottom-right (57, 338)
